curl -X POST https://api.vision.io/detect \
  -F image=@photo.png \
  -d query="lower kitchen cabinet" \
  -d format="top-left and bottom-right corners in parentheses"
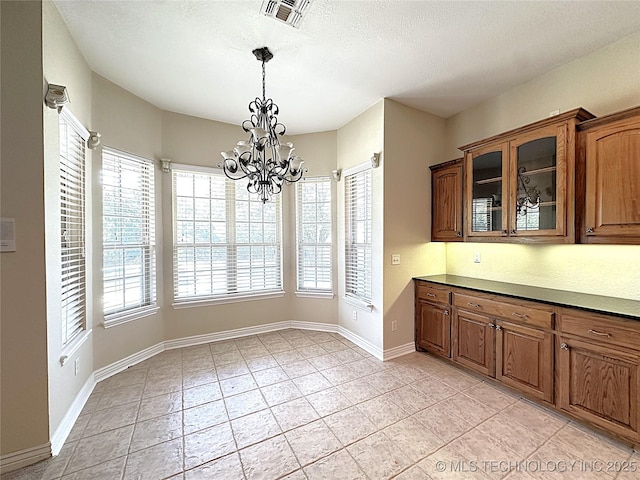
top-left (452, 309), bottom-right (495, 377)
top-left (416, 299), bottom-right (451, 358)
top-left (557, 335), bottom-right (640, 442)
top-left (415, 277), bottom-right (640, 447)
top-left (496, 321), bottom-right (553, 403)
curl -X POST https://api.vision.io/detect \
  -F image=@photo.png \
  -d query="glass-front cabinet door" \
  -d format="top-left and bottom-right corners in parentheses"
top-left (509, 125), bottom-right (566, 237)
top-left (465, 143), bottom-right (509, 238)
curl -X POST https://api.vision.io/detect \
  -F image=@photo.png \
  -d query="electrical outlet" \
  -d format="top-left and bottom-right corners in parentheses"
top-left (473, 252), bottom-right (481, 263)
top-left (391, 320), bottom-right (398, 331)
top-left (391, 254), bottom-right (400, 265)
top-left (352, 310), bottom-right (357, 321)
top-left (74, 358), bottom-right (80, 376)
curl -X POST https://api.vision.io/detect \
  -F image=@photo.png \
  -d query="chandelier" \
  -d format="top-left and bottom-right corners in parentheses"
top-left (219, 47), bottom-right (305, 203)
top-left (515, 166), bottom-right (541, 216)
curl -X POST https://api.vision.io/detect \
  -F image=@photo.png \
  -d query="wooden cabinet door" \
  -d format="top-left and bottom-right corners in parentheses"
top-left (452, 309), bottom-right (495, 377)
top-left (584, 115), bottom-right (640, 240)
top-left (416, 300), bottom-right (451, 358)
top-left (509, 124), bottom-right (569, 239)
top-left (496, 321), bottom-right (553, 403)
top-left (431, 160), bottom-right (463, 242)
top-left (464, 143), bottom-right (509, 239)
top-left (558, 335), bottom-right (640, 442)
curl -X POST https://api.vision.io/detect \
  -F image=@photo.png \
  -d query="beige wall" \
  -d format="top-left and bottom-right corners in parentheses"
top-left (42, 0), bottom-right (95, 440)
top-left (91, 74), bottom-right (165, 370)
top-left (336, 101), bottom-right (385, 351)
top-left (382, 100), bottom-right (447, 350)
top-left (443, 31), bottom-right (640, 301)
top-left (0, 0), bottom-right (50, 457)
top-left (286, 130), bottom-right (339, 325)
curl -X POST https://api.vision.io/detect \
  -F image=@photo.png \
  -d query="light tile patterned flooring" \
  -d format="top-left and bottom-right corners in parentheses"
top-left (3, 328), bottom-right (639, 480)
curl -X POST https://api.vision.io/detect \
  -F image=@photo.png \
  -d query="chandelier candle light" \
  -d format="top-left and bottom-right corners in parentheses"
top-left (219, 47), bottom-right (305, 203)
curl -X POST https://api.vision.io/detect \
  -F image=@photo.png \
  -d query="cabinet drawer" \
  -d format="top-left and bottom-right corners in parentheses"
top-left (416, 283), bottom-right (451, 304)
top-left (560, 310), bottom-right (640, 351)
top-left (453, 293), bottom-right (554, 329)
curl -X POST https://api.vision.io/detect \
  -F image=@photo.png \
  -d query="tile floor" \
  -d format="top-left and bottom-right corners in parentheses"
top-left (3, 328), bottom-right (638, 480)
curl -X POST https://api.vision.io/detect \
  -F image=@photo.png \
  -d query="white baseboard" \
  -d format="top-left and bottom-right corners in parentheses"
top-left (164, 321), bottom-right (292, 350)
top-left (0, 442), bottom-right (51, 474)
top-left (383, 342), bottom-right (416, 360)
top-left (50, 375), bottom-right (96, 455)
top-left (289, 320), bottom-right (338, 333)
top-left (338, 326), bottom-right (384, 360)
top-left (94, 342), bottom-right (164, 383)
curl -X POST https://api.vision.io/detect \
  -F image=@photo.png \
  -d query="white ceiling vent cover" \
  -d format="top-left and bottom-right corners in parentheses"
top-left (261, 0), bottom-right (312, 28)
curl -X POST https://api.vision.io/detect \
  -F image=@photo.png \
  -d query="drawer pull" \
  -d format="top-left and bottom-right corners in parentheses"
top-left (588, 329), bottom-right (611, 338)
top-left (444, 310), bottom-right (449, 316)
top-left (560, 343), bottom-right (568, 350)
top-left (456, 231), bottom-right (462, 237)
top-left (467, 302), bottom-right (481, 308)
top-left (511, 312), bottom-right (529, 319)
top-left (495, 325), bottom-right (503, 331)
top-left (586, 227), bottom-right (594, 234)
top-left (488, 323), bottom-right (495, 329)
top-left (426, 293), bottom-right (436, 298)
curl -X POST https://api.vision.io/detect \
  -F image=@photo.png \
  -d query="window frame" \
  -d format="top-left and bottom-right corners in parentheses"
top-left (171, 164), bottom-right (284, 307)
top-left (101, 147), bottom-right (158, 327)
top-left (59, 108), bottom-right (89, 348)
top-left (344, 163), bottom-right (373, 308)
top-left (295, 176), bottom-right (334, 297)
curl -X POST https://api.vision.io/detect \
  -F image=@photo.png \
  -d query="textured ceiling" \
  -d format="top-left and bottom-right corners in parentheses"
top-left (53, 1), bottom-right (640, 134)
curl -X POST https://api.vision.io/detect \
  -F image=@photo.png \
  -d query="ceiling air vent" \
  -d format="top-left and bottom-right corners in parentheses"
top-left (261, 0), bottom-right (312, 28)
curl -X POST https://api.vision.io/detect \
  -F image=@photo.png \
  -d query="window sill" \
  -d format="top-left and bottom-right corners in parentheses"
top-left (172, 291), bottom-right (285, 309)
top-left (103, 305), bottom-right (160, 329)
top-left (60, 328), bottom-right (92, 366)
top-left (343, 295), bottom-right (374, 312)
top-left (295, 291), bottom-right (335, 299)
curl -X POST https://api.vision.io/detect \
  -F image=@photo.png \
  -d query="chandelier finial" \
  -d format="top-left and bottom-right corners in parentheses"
top-left (218, 47), bottom-right (305, 203)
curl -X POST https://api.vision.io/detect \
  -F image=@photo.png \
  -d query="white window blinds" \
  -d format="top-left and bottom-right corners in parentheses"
top-left (296, 177), bottom-right (332, 293)
top-left (59, 110), bottom-right (89, 346)
top-left (102, 148), bottom-right (156, 320)
top-left (345, 167), bottom-right (372, 304)
top-left (172, 168), bottom-right (282, 302)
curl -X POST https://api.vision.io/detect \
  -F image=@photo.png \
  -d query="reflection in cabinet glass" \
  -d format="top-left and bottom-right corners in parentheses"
top-left (514, 136), bottom-right (557, 231)
top-left (471, 151), bottom-right (504, 233)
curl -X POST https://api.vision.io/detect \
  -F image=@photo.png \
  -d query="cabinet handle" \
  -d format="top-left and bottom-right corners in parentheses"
top-left (444, 310), bottom-right (449, 316)
top-left (467, 302), bottom-right (481, 308)
top-left (495, 325), bottom-right (503, 331)
top-left (588, 329), bottom-right (611, 338)
top-left (510, 229), bottom-right (517, 235)
top-left (426, 293), bottom-right (436, 298)
top-left (586, 227), bottom-right (594, 234)
top-left (456, 231), bottom-right (462, 237)
top-left (501, 230), bottom-right (508, 236)
top-left (488, 323), bottom-right (495, 329)
top-left (560, 343), bottom-right (568, 350)
top-left (511, 312), bottom-right (529, 319)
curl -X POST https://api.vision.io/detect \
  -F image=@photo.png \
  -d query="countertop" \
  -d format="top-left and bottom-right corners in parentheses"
top-left (413, 274), bottom-right (640, 320)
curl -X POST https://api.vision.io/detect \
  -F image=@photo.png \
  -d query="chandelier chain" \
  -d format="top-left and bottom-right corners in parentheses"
top-left (262, 60), bottom-right (266, 101)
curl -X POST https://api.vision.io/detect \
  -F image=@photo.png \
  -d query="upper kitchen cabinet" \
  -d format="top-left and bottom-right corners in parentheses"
top-left (577, 106), bottom-right (640, 244)
top-left (430, 159), bottom-right (463, 242)
top-left (461, 109), bottom-right (595, 243)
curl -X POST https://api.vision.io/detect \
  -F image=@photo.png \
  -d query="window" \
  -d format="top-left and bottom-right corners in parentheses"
top-left (172, 167), bottom-right (282, 303)
top-left (344, 167), bottom-right (372, 304)
top-left (472, 197), bottom-right (493, 232)
top-left (59, 110), bottom-right (89, 346)
top-left (102, 148), bottom-right (156, 322)
top-left (295, 177), bottom-right (332, 293)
